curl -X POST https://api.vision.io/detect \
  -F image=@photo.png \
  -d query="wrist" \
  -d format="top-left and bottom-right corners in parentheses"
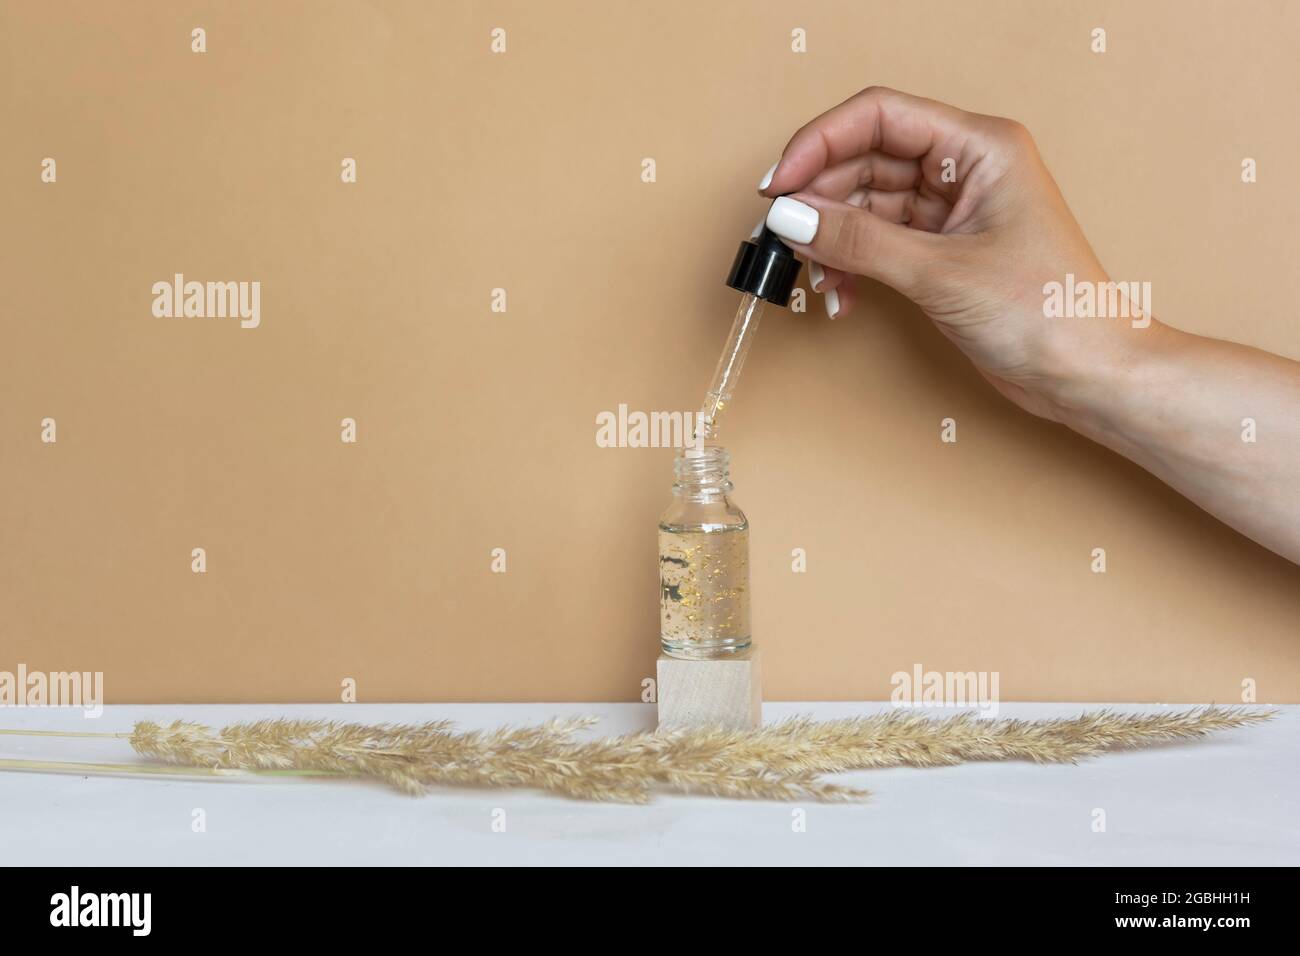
top-left (1039, 318), bottom-right (1185, 445)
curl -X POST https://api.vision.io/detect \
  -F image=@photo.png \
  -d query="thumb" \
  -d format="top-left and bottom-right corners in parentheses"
top-left (765, 193), bottom-right (937, 298)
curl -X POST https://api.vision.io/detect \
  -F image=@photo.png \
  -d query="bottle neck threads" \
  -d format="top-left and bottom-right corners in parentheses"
top-left (673, 446), bottom-right (733, 499)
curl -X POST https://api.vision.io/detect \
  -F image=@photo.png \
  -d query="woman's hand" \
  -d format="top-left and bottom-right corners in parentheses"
top-left (760, 86), bottom-right (1300, 565)
top-left (759, 85), bottom-right (1155, 422)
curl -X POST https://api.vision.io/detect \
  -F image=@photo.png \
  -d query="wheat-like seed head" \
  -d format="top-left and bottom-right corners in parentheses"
top-left (124, 706), bottom-right (1273, 804)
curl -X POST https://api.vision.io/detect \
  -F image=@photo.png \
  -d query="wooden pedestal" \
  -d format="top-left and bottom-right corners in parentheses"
top-left (656, 648), bottom-right (762, 730)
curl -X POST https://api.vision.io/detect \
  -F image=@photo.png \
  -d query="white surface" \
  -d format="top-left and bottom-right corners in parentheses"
top-left (0, 702), bottom-right (1295, 866)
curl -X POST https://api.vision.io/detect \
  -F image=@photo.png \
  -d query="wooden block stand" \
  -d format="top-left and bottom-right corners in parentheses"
top-left (656, 648), bottom-right (762, 730)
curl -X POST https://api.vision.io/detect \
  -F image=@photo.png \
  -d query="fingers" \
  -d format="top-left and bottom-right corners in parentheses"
top-left (855, 187), bottom-right (953, 232)
top-left (759, 86), bottom-right (976, 197)
top-left (826, 274), bottom-right (853, 320)
top-left (807, 260), bottom-right (831, 292)
top-left (766, 192), bottom-right (937, 297)
top-left (802, 150), bottom-right (922, 199)
top-left (750, 203), bottom-right (848, 317)
top-left (803, 183), bottom-right (868, 319)
top-left (857, 189), bottom-right (914, 225)
top-left (806, 262), bottom-right (851, 319)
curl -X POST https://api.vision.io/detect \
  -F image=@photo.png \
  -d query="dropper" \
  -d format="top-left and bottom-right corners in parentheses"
top-left (695, 293), bottom-right (763, 443)
top-left (692, 223), bottom-right (802, 446)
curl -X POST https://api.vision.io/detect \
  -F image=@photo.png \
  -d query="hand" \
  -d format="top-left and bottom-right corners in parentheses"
top-left (759, 86), bottom-right (1300, 564)
top-left (759, 85), bottom-right (1161, 422)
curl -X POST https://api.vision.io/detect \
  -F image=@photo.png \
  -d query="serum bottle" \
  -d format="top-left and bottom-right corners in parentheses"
top-left (658, 446), bottom-right (751, 659)
top-left (658, 223), bottom-right (800, 660)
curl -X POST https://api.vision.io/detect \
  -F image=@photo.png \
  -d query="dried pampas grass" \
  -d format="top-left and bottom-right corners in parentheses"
top-left (109, 706), bottom-right (1273, 803)
top-left (126, 716), bottom-right (858, 802)
top-left (0, 707), bottom-right (1273, 802)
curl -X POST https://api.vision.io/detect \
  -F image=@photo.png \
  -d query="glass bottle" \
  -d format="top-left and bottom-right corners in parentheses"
top-left (658, 446), bottom-right (751, 659)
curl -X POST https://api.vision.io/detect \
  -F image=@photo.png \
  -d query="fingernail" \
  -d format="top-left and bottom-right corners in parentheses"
top-left (766, 196), bottom-right (819, 244)
top-left (846, 189), bottom-right (869, 208)
top-left (808, 261), bottom-right (825, 292)
top-left (757, 161), bottom-right (779, 192)
top-left (749, 216), bottom-right (765, 239)
top-left (825, 287), bottom-right (840, 320)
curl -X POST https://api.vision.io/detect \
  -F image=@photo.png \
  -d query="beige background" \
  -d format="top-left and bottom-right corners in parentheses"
top-left (2, 1), bottom-right (1297, 704)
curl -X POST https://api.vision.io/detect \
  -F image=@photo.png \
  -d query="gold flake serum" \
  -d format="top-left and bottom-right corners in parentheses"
top-left (659, 447), bottom-right (751, 659)
top-left (658, 222), bottom-right (800, 660)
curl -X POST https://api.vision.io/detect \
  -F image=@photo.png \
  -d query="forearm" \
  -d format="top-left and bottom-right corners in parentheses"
top-left (1048, 321), bottom-right (1300, 564)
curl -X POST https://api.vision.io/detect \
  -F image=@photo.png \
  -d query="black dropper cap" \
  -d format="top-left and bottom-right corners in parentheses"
top-left (725, 224), bottom-right (802, 308)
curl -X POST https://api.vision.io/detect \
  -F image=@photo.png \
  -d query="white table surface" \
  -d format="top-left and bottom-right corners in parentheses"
top-left (1, 702), bottom-right (1294, 866)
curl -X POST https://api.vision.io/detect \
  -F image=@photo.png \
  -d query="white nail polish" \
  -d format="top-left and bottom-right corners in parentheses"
top-left (766, 196), bottom-right (819, 244)
top-left (809, 261), bottom-right (825, 292)
top-left (757, 162), bottom-right (778, 192)
top-left (749, 216), bottom-right (765, 239)
top-left (825, 287), bottom-right (840, 320)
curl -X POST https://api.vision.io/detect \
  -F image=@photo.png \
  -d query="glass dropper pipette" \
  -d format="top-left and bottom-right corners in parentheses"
top-left (695, 292), bottom-right (765, 444)
top-left (693, 223), bottom-right (802, 446)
